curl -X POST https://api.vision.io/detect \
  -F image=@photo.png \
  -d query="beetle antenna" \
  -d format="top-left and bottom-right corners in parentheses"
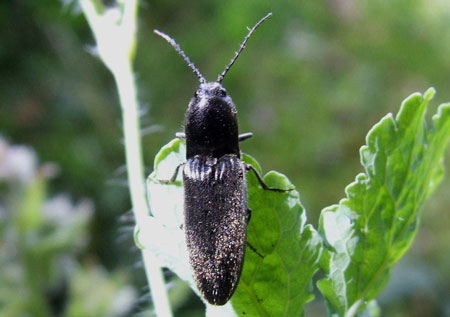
top-left (154, 29), bottom-right (206, 84)
top-left (217, 12), bottom-right (272, 83)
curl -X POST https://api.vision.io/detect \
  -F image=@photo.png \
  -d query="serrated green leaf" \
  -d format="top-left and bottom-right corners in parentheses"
top-left (317, 88), bottom-right (450, 317)
top-left (140, 139), bottom-right (322, 316)
top-left (232, 154), bottom-right (322, 316)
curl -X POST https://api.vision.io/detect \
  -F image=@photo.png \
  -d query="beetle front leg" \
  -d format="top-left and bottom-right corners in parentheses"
top-left (158, 163), bottom-right (184, 184)
top-left (238, 132), bottom-right (253, 142)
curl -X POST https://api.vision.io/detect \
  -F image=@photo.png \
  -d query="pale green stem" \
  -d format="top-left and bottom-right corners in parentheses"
top-left (79, 0), bottom-right (172, 314)
top-left (113, 62), bottom-right (173, 317)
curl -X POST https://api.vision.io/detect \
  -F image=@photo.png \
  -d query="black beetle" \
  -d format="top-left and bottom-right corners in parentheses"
top-left (155, 12), bottom-right (289, 305)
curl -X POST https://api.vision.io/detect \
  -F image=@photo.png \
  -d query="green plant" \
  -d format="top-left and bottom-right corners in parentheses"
top-left (80, 0), bottom-right (172, 316)
top-left (78, 0), bottom-right (450, 315)
top-left (0, 137), bottom-right (135, 317)
top-left (317, 88), bottom-right (450, 316)
top-left (141, 88), bottom-right (450, 316)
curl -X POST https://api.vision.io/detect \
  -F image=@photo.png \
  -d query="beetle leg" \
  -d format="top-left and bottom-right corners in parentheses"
top-left (247, 242), bottom-right (264, 258)
top-left (158, 163), bottom-right (184, 184)
top-left (246, 209), bottom-right (263, 258)
top-left (246, 164), bottom-right (292, 192)
top-left (238, 132), bottom-right (253, 142)
top-left (246, 208), bottom-right (252, 223)
top-left (175, 132), bottom-right (186, 139)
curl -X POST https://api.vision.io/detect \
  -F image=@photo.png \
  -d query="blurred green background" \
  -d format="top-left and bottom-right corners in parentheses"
top-left (1, 0), bottom-right (449, 316)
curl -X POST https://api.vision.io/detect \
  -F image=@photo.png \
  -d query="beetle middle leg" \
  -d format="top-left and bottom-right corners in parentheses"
top-left (157, 163), bottom-right (184, 184)
top-left (246, 208), bottom-right (252, 223)
top-left (246, 164), bottom-right (292, 192)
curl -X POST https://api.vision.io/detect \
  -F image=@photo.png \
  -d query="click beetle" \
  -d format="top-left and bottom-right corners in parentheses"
top-left (155, 12), bottom-right (290, 305)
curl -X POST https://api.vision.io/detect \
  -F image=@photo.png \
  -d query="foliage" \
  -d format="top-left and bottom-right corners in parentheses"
top-left (142, 139), bottom-right (322, 316)
top-left (233, 154), bottom-right (321, 316)
top-left (318, 89), bottom-right (450, 316)
top-left (2, 0), bottom-right (450, 315)
top-left (0, 137), bottom-right (135, 317)
top-left (144, 87), bottom-right (450, 316)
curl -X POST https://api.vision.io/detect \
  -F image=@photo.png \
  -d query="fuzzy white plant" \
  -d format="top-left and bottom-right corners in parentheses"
top-left (80, 1), bottom-right (172, 316)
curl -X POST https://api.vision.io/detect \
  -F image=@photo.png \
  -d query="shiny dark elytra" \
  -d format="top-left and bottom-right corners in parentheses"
top-left (155, 12), bottom-right (288, 306)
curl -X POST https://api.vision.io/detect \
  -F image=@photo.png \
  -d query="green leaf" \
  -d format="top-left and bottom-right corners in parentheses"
top-left (141, 139), bottom-right (322, 315)
top-left (317, 88), bottom-right (450, 316)
top-left (232, 153), bottom-right (322, 316)
top-left (142, 139), bottom-right (192, 284)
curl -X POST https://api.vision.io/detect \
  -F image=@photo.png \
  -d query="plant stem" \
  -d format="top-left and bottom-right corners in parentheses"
top-left (79, 1), bottom-right (172, 313)
top-left (113, 62), bottom-right (173, 317)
